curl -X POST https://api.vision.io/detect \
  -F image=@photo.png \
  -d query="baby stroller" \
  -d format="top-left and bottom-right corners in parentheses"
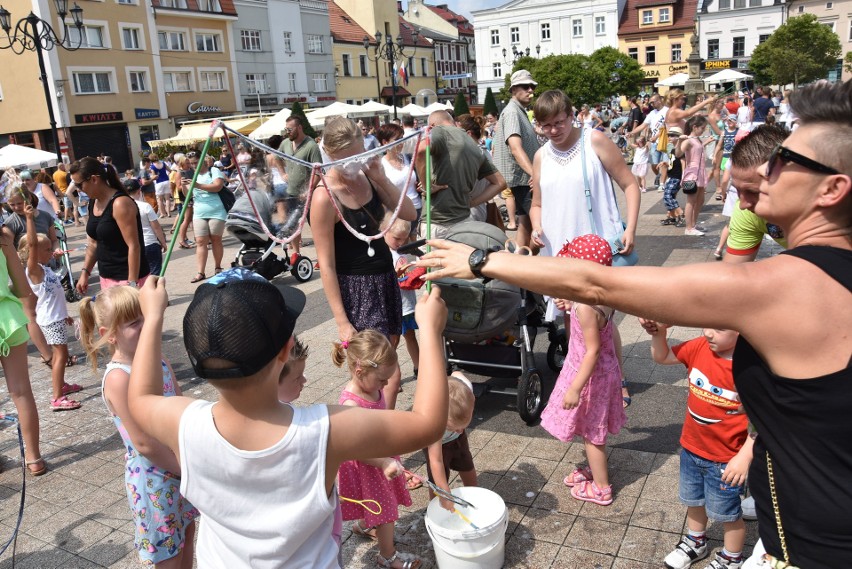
top-left (52, 218), bottom-right (82, 303)
top-left (435, 222), bottom-right (566, 424)
top-left (225, 189), bottom-right (313, 283)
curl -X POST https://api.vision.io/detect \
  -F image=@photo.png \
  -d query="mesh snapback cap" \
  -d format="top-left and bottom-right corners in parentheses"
top-left (183, 268), bottom-right (306, 380)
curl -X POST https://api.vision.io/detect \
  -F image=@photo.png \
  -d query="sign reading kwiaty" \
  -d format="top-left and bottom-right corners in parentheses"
top-left (187, 101), bottom-right (223, 114)
top-left (75, 112), bottom-right (123, 124)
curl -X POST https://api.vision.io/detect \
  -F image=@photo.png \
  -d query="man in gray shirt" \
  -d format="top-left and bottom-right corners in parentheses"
top-left (493, 69), bottom-right (541, 246)
top-left (279, 115), bottom-right (321, 259)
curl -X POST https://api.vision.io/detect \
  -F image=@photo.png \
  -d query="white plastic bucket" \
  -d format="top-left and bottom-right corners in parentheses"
top-left (424, 487), bottom-right (508, 569)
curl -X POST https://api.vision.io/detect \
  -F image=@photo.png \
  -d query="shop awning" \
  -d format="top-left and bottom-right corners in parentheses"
top-left (148, 117), bottom-right (262, 148)
top-left (380, 86), bottom-right (412, 98)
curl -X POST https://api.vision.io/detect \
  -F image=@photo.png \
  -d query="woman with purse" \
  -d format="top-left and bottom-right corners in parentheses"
top-left (529, 90), bottom-right (640, 407)
top-left (182, 154), bottom-right (227, 283)
top-left (679, 116), bottom-right (716, 236)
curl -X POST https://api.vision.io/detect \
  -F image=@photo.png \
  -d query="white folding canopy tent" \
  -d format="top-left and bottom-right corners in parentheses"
top-left (0, 144), bottom-right (58, 171)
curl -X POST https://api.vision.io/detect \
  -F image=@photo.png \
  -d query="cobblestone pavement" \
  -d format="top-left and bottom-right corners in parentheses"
top-left (0, 188), bottom-right (781, 568)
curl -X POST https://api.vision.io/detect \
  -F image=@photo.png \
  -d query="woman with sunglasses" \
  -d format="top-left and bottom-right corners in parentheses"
top-left (71, 157), bottom-right (150, 293)
top-left (420, 80), bottom-right (852, 568)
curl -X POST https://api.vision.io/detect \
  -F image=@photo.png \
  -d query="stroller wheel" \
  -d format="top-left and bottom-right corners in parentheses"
top-left (547, 328), bottom-right (568, 372)
top-left (291, 256), bottom-right (314, 282)
top-left (65, 288), bottom-right (82, 303)
top-left (517, 368), bottom-right (544, 425)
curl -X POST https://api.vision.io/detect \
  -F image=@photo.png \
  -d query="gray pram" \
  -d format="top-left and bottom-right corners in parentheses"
top-left (225, 189), bottom-right (313, 282)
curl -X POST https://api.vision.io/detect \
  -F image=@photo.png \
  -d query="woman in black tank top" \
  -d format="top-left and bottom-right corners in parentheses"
top-left (420, 79), bottom-right (852, 567)
top-left (70, 157), bottom-right (149, 292)
top-left (310, 117), bottom-right (417, 410)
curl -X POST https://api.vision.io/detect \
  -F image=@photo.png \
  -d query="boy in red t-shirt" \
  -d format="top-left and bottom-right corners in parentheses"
top-left (641, 321), bottom-right (753, 569)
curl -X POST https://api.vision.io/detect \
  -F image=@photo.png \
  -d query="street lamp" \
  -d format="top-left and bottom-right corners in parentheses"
top-left (363, 29), bottom-right (418, 121)
top-left (0, 0), bottom-right (84, 164)
top-left (502, 44), bottom-right (540, 64)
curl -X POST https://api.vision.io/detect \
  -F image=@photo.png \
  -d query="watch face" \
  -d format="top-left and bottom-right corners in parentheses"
top-left (470, 249), bottom-right (485, 267)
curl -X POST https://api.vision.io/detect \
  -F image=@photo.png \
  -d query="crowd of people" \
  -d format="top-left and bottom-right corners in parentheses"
top-left (0, 77), bottom-right (847, 569)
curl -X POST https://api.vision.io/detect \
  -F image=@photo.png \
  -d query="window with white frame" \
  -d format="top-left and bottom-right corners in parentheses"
top-left (659, 8), bottom-right (669, 22)
top-left (307, 34), bottom-right (323, 54)
top-left (572, 19), bottom-right (583, 37)
top-left (750, 0), bottom-right (760, 5)
top-left (360, 55), bottom-right (369, 76)
top-left (158, 30), bottom-right (186, 51)
top-left (240, 30), bottom-right (262, 51)
top-left (245, 73), bottom-right (267, 94)
top-left (72, 70), bottom-right (112, 94)
top-left (628, 47), bottom-right (638, 59)
top-left (541, 22), bottom-right (550, 40)
top-left (733, 36), bottom-right (745, 57)
top-left (163, 71), bottom-right (192, 92)
top-left (642, 10), bottom-right (653, 24)
top-left (288, 73), bottom-right (297, 92)
top-left (408, 56), bottom-right (415, 77)
top-left (492, 62), bottom-right (502, 78)
top-left (117, 0), bottom-right (136, 5)
top-left (826, 1), bottom-right (833, 7)
top-left (510, 26), bottom-right (519, 43)
top-left (199, 0), bottom-right (220, 10)
top-left (719, 0), bottom-right (730, 8)
top-left (195, 32), bottom-right (220, 52)
top-left (342, 54), bottom-right (352, 76)
top-left (158, 0), bottom-right (187, 7)
top-left (311, 73), bottom-right (328, 92)
top-left (759, 33), bottom-right (770, 43)
top-left (823, 21), bottom-right (835, 32)
top-left (490, 29), bottom-right (499, 45)
top-left (707, 38), bottom-right (719, 59)
top-left (595, 16), bottom-right (606, 35)
top-left (645, 45), bottom-right (656, 64)
top-left (849, 19), bottom-right (852, 40)
top-left (128, 70), bottom-right (148, 92)
top-left (200, 71), bottom-right (225, 91)
top-left (283, 31), bottom-right (292, 52)
top-left (797, 4), bottom-right (803, 12)
top-left (671, 43), bottom-right (682, 62)
top-left (345, 99), bottom-right (355, 105)
top-left (68, 25), bottom-right (105, 48)
top-left (121, 27), bottom-right (141, 50)
top-left (734, 0), bottom-right (745, 8)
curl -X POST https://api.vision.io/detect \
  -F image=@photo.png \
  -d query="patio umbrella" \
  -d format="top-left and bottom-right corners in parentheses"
top-left (0, 144), bottom-right (58, 171)
top-left (249, 107), bottom-right (292, 140)
top-left (704, 69), bottom-right (752, 84)
top-left (654, 73), bottom-right (690, 88)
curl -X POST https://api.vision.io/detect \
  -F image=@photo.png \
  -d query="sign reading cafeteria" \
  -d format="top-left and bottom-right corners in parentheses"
top-left (701, 59), bottom-right (738, 70)
top-left (187, 101), bottom-right (223, 114)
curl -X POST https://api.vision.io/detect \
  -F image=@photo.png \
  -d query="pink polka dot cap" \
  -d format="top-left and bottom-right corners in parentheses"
top-left (556, 234), bottom-right (613, 267)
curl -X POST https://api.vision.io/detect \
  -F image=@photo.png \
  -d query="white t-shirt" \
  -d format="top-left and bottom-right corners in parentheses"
top-left (643, 106), bottom-right (669, 139)
top-left (33, 183), bottom-right (56, 219)
top-left (737, 106), bottom-right (752, 131)
top-left (179, 401), bottom-right (338, 569)
top-left (134, 199), bottom-right (159, 247)
top-left (26, 264), bottom-right (68, 326)
top-left (391, 249), bottom-right (417, 316)
top-left (382, 155), bottom-right (421, 209)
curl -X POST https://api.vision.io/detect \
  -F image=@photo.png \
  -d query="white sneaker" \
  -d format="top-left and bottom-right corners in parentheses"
top-left (741, 495), bottom-right (757, 520)
top-left (684, 228), bottom-right (706, 236)
top-left (665, 535), bottom-right (709, 569)
top-left (702, 552), bottom-right (744, 569)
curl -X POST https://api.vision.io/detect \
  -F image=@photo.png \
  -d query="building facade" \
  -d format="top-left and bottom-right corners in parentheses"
top-left (696, 0), bottom-right (786, 81)
top-left (472, 0), bottom-right (626, 103)
top-left (618, 0), bottom-right (698, 93)
top-left (787, 0), bottom-right (851, 82)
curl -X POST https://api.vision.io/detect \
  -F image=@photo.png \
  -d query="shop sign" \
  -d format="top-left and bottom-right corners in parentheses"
top-left (75, 111), bottom-right (123, 124)
top-left (187, 101), bottom-right (223, 114)
top-left (644, 69), bottom-right (660, 78)
top-left (135, 108), bottom-right (160, 120)
top-left (669, 64), bottom-right (688, 73)
top-left (702, 59), bottom-right (738, 70)
top-left (244, 97), bottom-right (279, 108)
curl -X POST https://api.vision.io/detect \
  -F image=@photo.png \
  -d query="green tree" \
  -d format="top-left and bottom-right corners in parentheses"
top-left (845, 51), bottom-right (852, 74)
top-left (290, 101), bottom-right (317, 139)
top-left (483, 88), bottom-right (499, 116)
top-left (453, 92), bottom-right (470, 116)
top-left (589, 46), bottom-right (645, 98)
top-left (749, 14), bottom-right (841, 87)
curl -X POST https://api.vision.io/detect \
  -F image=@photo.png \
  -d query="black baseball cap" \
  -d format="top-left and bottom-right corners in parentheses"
top-left (183, 268), bottom-right (305, 380)
top-left (123, 178), bottom-right (141, 192)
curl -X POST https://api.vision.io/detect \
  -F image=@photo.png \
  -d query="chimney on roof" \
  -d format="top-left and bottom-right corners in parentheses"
top-left (437, 4), bottom-right (448, 8)
top-left (398, 0), bottom-right (403, 14)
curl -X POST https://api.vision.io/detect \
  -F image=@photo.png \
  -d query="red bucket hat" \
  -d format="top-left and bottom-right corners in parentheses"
top-left (556, 234), bottom-right (613, 267)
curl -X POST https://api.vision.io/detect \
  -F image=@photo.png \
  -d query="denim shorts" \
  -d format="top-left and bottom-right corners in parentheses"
top-left (650, 147), bottom-right (670, 165)
top-left (679, 448), bottom-right (744, 522)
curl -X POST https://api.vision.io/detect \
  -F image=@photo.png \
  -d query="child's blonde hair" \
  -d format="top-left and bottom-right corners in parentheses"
top-left (331, 329), bottom-right (397, 372)
top-left (280, 335), bottom-right (309, 381)
top-left (448, 376), bottom-right (475, 428)
top-left (387, 217), bottom-right (411, 236)
top-left (79, 286), bottom-right (142, 370)
top-left (17, 233), bottom-right (49, 263)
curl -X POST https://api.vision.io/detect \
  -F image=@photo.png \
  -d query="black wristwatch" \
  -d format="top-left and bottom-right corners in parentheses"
top-left (468, 248), bottom-right (492, 281)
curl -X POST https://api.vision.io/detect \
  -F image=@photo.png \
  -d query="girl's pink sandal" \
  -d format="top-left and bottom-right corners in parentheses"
top-left (570, 480), bottom-right (613, 506)
top-left (563, 466), bottom-right (593, 487)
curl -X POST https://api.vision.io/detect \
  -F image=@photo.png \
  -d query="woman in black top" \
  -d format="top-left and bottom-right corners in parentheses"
top-left (70, 157), bottom-right (150, 292)
top-left (311, 116), bottom-right (417, 410)
top-left (421, 81), bottom-right (852, 567)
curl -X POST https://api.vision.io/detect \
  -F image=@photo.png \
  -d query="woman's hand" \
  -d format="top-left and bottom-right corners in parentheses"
top-left (139, 276), bottom-right (168, 319)
top-left (531, 228), bottom-right (545, 248)
top-left (418, 240), bottom-right (476, 280)
top-left (562, 387), bottom-right (581, 410)
top-left (337, 321), bottom-right (357, 343)
top-left (76, 271), bottom-right (89, 294)
top-left (618, 227), bottom-right (636, 255)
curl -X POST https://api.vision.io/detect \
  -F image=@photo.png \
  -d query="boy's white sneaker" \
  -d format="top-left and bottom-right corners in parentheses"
top-left (664, 535), bottom-right (709, 569)
top-left (703, 552), bottom-right (744, 569)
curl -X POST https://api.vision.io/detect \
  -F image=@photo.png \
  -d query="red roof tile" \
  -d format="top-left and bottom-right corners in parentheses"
top-left (428, 3), bottom-right (474, 36)
top-left (618, 0), bottom-right (698, 37)
top-left (153, 0), bottom-right (237, 16)
top-left (399, 17), bottom-right (434, 47)
top-left (330, 1), bottom-right (374, 45)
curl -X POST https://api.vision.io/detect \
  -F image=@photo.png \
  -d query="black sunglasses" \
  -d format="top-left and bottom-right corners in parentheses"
top-left (186, 151), bottom-right (198, 158)
top-left (515, 84), bottom-right (536, 91)
top-left (766, 144), bottom-right (839, 177)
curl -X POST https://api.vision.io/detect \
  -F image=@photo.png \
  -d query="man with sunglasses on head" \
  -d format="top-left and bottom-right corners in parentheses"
top-left (493, 69), bottom-right (542, 248)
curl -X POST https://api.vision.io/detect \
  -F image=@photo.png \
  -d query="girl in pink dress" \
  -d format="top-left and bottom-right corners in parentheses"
top-left (680, 115), bottom-right (716, 236)
top-left (539, 235), bottom-right (627, 506)
top-left (334, 329), bottom-right (420, 569)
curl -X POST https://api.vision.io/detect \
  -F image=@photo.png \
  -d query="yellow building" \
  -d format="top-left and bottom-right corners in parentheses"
top-left (0, 0), bottom-right (239, 170)
top-left (618, 0), bottom-right (699, 94)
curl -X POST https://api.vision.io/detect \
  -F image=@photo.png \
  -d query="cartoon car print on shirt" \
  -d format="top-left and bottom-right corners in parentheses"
top-left (687, 368), bottom-right (741, 426)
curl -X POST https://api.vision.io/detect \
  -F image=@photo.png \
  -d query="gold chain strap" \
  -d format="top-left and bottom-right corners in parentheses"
top-left (766, 453), bottom-right (800, 569)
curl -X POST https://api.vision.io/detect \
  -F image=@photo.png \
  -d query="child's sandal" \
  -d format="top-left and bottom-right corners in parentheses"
top-left (571, 480), bottom-right (613, 506)
top-left (376, 551), bottom-right (421, 569)
top-left (25, 457), bottom-right (47, 476)
top-left (61, 383), bottom-right (83, 396)
top-left (563, 466), bottom-right (593, 487)
top-left (351, 521), bottom-right (378, 541)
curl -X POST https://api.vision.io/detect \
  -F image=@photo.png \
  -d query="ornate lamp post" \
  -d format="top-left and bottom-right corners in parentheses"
top-left (502, 44), bottom-right (540, 64)
top-left (363, 29), bottom-right (418, 121)
top-left (0, 0), bottom-right (84, 164)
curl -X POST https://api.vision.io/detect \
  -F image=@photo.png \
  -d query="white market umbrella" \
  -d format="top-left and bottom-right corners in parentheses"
top-left (0, 144), bottom-right (58, 171)
top-left (399, 103), bottom-right (428, 117)
top-left (353, 100), bottom-right (391, 117)
top-left (249, 107), bottom-right (292, 140)
top-left (422, 102), bottom-right (453, 114)
top-left (306, 101), bottom-right (362, 121)
top-left (654, 73), bottom-right (690, 88)
top-left (704, 69), bottom-right (753, 84)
